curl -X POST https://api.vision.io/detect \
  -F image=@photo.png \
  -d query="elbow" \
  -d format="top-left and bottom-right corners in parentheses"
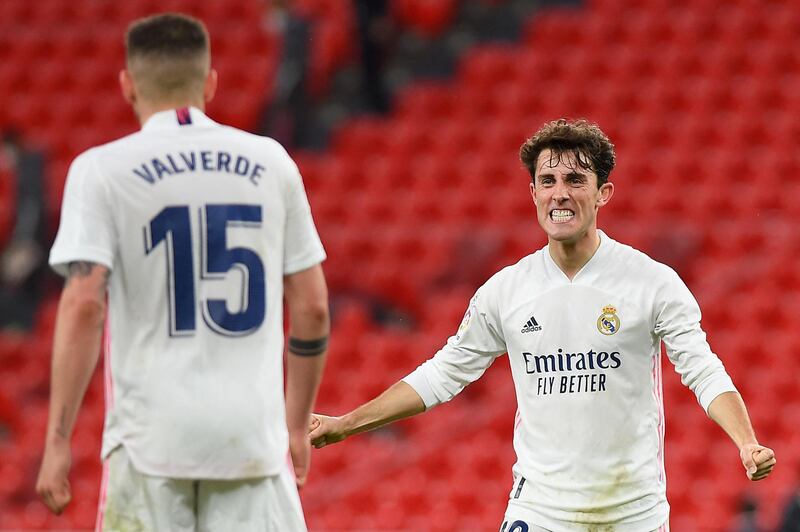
top-left (304, 300), bottom-right (330, 330)
top-left (292, 298), bottom-right (330, 334)
top-left (62, 292), bottom-right (106, 327)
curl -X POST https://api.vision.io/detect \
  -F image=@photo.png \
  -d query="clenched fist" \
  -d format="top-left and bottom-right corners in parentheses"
top-left (740, 444), bottom-right (776, 481)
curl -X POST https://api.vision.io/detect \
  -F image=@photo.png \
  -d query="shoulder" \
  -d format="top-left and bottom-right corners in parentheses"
top-left (480, 249), bottom-right (544, 296)
top-left (85, 131), bottom-right (146, 159)
top-left (220, 127), bottom-right (294, 160)
top-left (606, 237), bottom-right (678, 284)
top-left (71, 132), bottom-right (151, 174)
top-left (219, 127), bottom-right (301, 179)
top-left (66, 144), bottom-right (108, 180)
top-left (602, 237), bottom-right (692, 312)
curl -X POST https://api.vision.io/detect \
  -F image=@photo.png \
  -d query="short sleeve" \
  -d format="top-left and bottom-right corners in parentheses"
top-left (49, 151), bottom-right (115, 276)
top-left (281, 153), bottom-right (326, 274)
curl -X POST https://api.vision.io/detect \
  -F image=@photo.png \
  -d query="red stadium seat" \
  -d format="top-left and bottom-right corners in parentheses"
top-left (392, 0), bottom-right (459, 36)
top-left (4, 0), bottom-right (800, 530)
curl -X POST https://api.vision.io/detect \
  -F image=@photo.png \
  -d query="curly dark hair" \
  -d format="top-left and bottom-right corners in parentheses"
top-left (519, 119), bottom-right (616, 187)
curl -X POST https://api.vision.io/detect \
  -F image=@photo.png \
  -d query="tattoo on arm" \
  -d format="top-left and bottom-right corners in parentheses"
top-left (67, 261), bottom-right (110, 297)
top-left (67, 261), bottom-right (95, 279)
top-left (55, 407), bottom-right (69, 439)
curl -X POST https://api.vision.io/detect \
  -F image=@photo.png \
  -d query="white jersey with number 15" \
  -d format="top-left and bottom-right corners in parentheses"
top-left (50, 107), bottom-right (326, 479)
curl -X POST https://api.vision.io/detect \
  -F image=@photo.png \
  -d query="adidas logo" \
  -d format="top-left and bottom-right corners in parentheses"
top-left (521, 316), bottom-right (542, 333)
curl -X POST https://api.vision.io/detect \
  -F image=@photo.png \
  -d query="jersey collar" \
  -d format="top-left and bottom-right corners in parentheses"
top-left (140, 106), bottom-right (218, 132)
top-left (544, 229), bottom-right (613, 284)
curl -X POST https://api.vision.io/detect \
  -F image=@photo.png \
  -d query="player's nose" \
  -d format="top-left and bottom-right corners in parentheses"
top-left (553, 182), bottom-right (569, 201)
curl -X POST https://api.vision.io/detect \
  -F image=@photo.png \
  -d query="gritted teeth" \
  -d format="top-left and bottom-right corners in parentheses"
top-left (550, 209), bottom-right (575, 222)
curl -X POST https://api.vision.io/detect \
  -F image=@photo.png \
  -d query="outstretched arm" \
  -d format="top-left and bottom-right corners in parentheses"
top-left (37, 262), bottom-right (108, 514)
top-left (310, 285), bottom-right (506, 449)
top-left (309, 381), bottom-right (425, 448)
top-left (707, 391), bottom-right (776, 481)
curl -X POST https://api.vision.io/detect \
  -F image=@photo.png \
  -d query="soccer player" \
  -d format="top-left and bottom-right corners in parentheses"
top-left (35, 14), bottom-right (328, 531)
top-left (309, 119), bottom-right (776, 530)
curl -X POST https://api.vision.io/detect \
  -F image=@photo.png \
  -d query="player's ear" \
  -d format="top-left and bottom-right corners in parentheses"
top-left (596, 181), bottom-right (614, 208)
top-left (119, 70), bottom-right (136, 105)
top-left (529, 181), bottom-right (537, 204)
top-left (204, 69), bottom-right (218, 104)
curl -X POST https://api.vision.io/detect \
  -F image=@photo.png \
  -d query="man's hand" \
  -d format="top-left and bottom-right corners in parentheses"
top-left (740, 443), bottom-right (776, 481)
top-left (289, 430), bottom-right (311, 489)
top-left (308, 383), bottom-right (426, 450)
top-left (309, 414), bottom-right (349, 449)
top-left (36, 437), bottom-right (72, 514)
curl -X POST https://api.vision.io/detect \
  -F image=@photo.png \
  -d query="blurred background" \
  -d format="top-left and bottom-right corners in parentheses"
top-left (0, 0), bottom-right (799, 530)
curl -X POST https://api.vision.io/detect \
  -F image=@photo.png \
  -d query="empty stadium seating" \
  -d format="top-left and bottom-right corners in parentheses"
top-left (1, 0), bottom-right (798, 530)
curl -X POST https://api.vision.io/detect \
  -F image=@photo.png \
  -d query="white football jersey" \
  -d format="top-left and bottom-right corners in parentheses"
top-left (403, 231), bottom-right (736, 531)
top-left (50, 107), bottom-right (326, 479)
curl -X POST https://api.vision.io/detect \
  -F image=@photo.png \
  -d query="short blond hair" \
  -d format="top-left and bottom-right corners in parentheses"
top-left (125, 13), bottom-right (210, 102)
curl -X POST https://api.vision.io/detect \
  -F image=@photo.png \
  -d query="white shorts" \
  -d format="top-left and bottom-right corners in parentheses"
top-left (501, 499), bottom-right (670, 532)
top-left (95, 446), bottom-right (307, 532)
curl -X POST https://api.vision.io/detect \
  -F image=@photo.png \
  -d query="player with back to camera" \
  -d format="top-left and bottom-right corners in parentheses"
top-left (310, 119), bottom-right (776, 531)
top-left (36, 13), bottom-right (329, 531)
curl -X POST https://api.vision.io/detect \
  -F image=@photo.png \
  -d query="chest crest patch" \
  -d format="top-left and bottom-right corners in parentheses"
top-left (597, 305), bottom-right (621, 335)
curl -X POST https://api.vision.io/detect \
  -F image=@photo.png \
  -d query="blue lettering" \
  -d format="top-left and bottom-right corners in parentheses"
top-left (152, 158), bottom-right (171, 179)
top-left (522, 352), bottom-right (535, 374)
top-left (166, 154), bottom-right (184, 174)
top-left (201, 151), bottom-right (213, 171)
top-left (180, 152), bottom-right (197, 171)
top-left (250, 163), bottom-right (264, 186)
top-left (508, 520), bottom-right (529, 532)
top-left (596, 351), bottom-right (609, 369)
top-left (217, 151), bottom-right (232, 173)
top-left (136, 152), bottom-right (267, 186)
top-left (133, 164), bottom-right (156, 184)
top-left (234, 156), bottom-right (250, 176)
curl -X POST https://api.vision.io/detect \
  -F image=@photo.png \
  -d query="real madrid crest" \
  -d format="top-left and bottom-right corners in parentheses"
top-left (597, 305), bottom-right (620, 335)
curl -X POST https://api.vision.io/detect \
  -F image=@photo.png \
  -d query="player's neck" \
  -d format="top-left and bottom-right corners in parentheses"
top-left (547, 229), bottom-right (601, 280)
top-left (135, 100), bottom-right (205, 126)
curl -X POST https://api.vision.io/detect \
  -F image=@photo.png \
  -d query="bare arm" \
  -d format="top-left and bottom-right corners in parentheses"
top-left (283, 264), bottom-right (329, 486)
top-left (37, 262), bottom-right (108, 514)
top-left (309, 380), bottom-right (425, 448)
top-left (707, 391), bottom-right (776, 481)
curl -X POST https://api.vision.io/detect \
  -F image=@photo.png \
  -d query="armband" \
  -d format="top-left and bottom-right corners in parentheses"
top-left (288, 336), bottom-right (329, 356)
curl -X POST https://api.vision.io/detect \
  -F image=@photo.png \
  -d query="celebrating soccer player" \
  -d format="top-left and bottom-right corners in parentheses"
top-left (309, 119), bottom-right (776, 530)
top-left (36, 14), bottom-right (329, 530)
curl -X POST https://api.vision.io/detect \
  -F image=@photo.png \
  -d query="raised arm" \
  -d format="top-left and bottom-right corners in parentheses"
top-left (309, 381), bottom-right (425, 448)
top-left (707, 391), bottom-right (776, 481)
top-left (37, 262), bottom-right (109, 514)
top-left (283, 263), bottom-right (329, 487)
